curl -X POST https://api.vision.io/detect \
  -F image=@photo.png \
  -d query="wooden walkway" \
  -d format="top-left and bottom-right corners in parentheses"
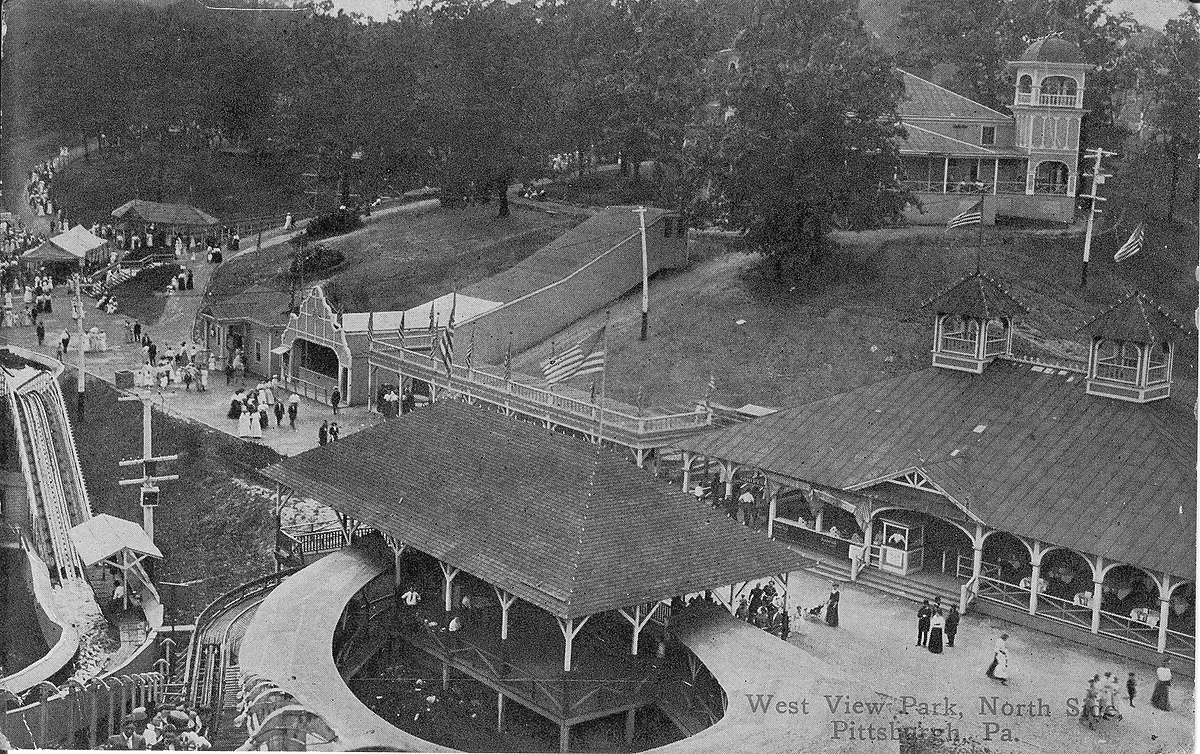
top-left (238, 547), bottom-right (450, 752)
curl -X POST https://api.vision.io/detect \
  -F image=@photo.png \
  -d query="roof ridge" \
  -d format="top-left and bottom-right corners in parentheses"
top-left (897, 69), bottom-right (1012, 119)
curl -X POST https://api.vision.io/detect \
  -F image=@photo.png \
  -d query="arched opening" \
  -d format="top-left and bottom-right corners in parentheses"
top-left (939, 315), bottom-right (979, 355)
top-left (1101, 564), bottom-right (1161, 616)
top-left (1039, 548), bottom-right (1093, 601)
top-left (1147, 342), bottom-right (1171, 384)
top-left (1093, 338), bottom-right (1140, 383)
top-left (1034, 161), bottom-right (1069, 194)
top-left (1039, 75), bottom-right (1078, 105)
top-left (1018, 74), bottom-right (1033, 93)
top-left (984, 318), bottom-right (1008, 357)
top-left (981, 532), bottom-right (1031, 584)
top-left (1168, 582), bottom-right (1195, 636)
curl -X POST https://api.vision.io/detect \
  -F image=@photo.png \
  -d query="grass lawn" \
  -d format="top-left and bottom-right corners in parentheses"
top-left (209, 204), bottom-right (579, 312)
top-left (513, 221), bottom-right (1198, 412)
top-left (63, 374), bottom-right (280, 623)
top-left (52, 144), bottom-right (308, 226)
top-left (108, 265), bottom-right (181, 324)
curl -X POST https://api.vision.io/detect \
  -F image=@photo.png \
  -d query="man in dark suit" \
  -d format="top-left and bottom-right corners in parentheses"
top-left (105, 721), bottom-right (146, 750)
top-left (917, 599), bottom-right (933, 647)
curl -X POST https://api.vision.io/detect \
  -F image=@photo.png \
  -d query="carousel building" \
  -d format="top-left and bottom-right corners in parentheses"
top-left (674, 276), bottom-right (1196, 669)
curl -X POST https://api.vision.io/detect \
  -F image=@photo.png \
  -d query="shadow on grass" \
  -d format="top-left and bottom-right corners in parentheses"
top-left (108, 264), bottom-right (181, 324)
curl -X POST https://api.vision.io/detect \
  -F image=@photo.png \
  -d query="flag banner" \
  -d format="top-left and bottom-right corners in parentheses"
top-left (465, 331), bottom-right (475, 372)
top-left (397, 311), bottom-right (405, 350)
top-left (502, 336), bottom-right (512, 382)
top-left (540, 327), bottom-right (606, 384)
top-left (947, 202), bottom-right (983, 229)
top-left (437, 297), bottom-right (456, 376)
top-left (428, 301), bottom-right (436, 333)
top-left (1114, 222), bottom-right (1144, 262)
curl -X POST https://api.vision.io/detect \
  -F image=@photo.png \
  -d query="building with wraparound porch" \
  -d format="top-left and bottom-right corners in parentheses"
top-left (672, 275), bottom-right (1196, 670)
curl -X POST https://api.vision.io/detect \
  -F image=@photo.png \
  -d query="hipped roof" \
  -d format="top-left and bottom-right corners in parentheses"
top-left (1079, 291), bottom-right (1191, 346)
top-left (261, 400), bottom-right (807, 619)
top-left (111, 200), bottom-right (219, 227)
top-left (923, 273), bottom-right (1030, 319)
top-left (24, 225), bottom-right (106, 262)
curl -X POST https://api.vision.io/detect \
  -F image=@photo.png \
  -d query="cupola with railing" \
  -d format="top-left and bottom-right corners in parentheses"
top-left (923, 273), bottom-right (1029, 373)
top-left (1079, 292), bottom-right (1189, 403)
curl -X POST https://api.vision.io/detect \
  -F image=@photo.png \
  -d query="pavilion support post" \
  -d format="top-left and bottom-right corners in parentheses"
top-left (722, 463), bottom-right (735, 499)
top-left (559, 724), bottom-right (570, 753)
top-left (680, 452), bottom-right (693, 493)
top-left (557, 615), bottom-right (589, 672)
top-left (619, 603), bottom-right (657, 655)
top-left (624, 709), bottom-right (636, 744)
top-left (1157, 574), bottom-right (1172, 653)
top-left (497, 691), bottom-right (505, 732)
top-left (1028, 542), bottom-right (1043, 616)
top-left (442, 660), bottom-right (450, 691)
top-left (942, 157), bottom-right (950, 194)
top-left (634, 448), bottom-right (645, 469)
top-left (778, 572), bottom-right (790, 621)
top-left (440, 562), bottom-right (460, 613)
top-left (1090, 556), bottom-right (1105, 634)
top-left (393, 544), bottom-right (407, 587)
top-left (765, 479), bottom-right (778, 539)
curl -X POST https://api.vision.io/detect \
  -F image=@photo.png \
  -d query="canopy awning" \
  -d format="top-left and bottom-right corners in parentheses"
top-left (24, 225), bottom-right (107, 264)
top-left (69, 514), bottom-right (163, 567)
top-left (271, 344), bottom-right (291, 355)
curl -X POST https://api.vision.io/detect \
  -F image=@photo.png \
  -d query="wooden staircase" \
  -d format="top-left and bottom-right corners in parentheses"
top-left (804, 559), bottom-right (964, 610)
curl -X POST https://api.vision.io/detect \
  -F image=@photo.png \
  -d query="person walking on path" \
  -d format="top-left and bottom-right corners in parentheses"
top-left (1126, 671), bottom-right (1137, 708)
top-left (927, 610), bottom-right (945, 654)
top-left (945, 605), bottom-right (960, 647)
top-left (329, 422), bottom-right (340, 442)
top-left (1151, 658), bottom-right (1172, 710)
top-left (318, 420), bottom-right (329, 446)
top-left (330, 387), bottom-right (341, 415)
top-left (917, 599), bottom-right (933, 647)
top-left (287, 393), bottom-right (299, 430)
top-left (36, 320), bottom-right (45, 346)
top-left (825, 582), bottom-right (840, 627)
top-left (273, 400), bottom-right (284, 428)
top-left (986, 633), bottom-right (1009, 685)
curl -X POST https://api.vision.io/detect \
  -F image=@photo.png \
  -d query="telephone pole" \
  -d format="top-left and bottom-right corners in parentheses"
top-left (73, 267), bottom-right (85, 418)
top-left (635, 206), bottom-right (649, 341)
top-left (1079, 147), bottom-right (1118, 288)
top-left (118, 394), bottom-right (179, 542)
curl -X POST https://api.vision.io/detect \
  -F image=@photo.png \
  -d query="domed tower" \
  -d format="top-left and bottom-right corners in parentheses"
top-left (923, 273), bottom-right (1029, 373)
top-left (1009, 37), bottom-right (1089, 203)
top-left (1079, 292), bottom-right (1189, 403)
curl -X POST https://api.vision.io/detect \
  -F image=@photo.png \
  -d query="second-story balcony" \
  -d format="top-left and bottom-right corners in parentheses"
top-left (1015, 92), bottom-right (1081, 108)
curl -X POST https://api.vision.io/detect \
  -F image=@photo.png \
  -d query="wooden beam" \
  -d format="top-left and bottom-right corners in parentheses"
top-left (439, 562), bottom-right (460, 613)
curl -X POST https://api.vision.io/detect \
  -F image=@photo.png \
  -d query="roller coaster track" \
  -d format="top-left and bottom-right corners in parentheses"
top-left (7, 376), bottom-right (92, 582)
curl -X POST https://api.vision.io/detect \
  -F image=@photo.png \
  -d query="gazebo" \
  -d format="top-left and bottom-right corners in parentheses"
top-left (261, 399), bottom-right (808, 751)
top-left (69, 513), bottom-right (163, 625)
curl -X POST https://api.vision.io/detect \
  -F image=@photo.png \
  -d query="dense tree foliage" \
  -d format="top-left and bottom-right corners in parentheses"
top-left (687, 0), bottom-right (909, 276)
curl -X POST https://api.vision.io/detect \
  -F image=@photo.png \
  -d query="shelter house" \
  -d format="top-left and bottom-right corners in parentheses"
top-left (110, 200), bottom-right (220, 252)
top-left (259, 399), bottom-right (806, 751)
top-left (674, 276), bottom-right (1196, 670)
top-left (197, 286), bottom-right (294, 380)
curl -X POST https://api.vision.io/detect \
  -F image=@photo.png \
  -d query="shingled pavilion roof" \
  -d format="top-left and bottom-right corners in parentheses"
top-left (923, 273), bottom-right (1030, 320)
top-left (1079, 291), bottom-right (1191, 346)
top-left (261, 401), bottom-right (806, 619)
top-left (674, 361), bottom-right (1196, 578)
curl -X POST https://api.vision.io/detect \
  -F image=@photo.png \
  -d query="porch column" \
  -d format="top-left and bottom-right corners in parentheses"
top-left (1090, 557), bottom-right (1105, 634)
top-left (1028, 541), bottom-right (1043, 616)
top-left (942, 157), bottom-right (950, 194)
top-left (765, 479), bottom-right (778, 539)
top-left (557, 615), bottom-right (589, 672)
top-left (992, 158), bottom-right (1000, 195)
top-left (497, 691), bottom-right (505, 732)
top-left (681, 452), bottom-right (693, 493)
top-left (722, 462), bottom-right (737, 499)
top-left (619, 603), bottom-right (657, 655)
top-left (857, 517), bottom-right (876, 580)
top-left (393, 544), bottom-right (406, 587)
top-left (624, 709), bottom-right (636, 744)
top-left (635, 448), bottom-right (645, 469)
top-left (815, 507), bottom-right (824, 534)
top-left (1157, 574), bottom-right (1172, 653)
top-left (493, 586), bottom-right (517, 640)
top-left (439, 562), bottom-right (460, 613)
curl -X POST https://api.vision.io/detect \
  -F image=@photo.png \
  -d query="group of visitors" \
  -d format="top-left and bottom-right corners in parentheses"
top-left (103, 701), bottom-right (211, 750)
top-left (229, 378), bottom-right (301, 438)
top-left (916, 597), bottom-right (961, 654)
top-left (317, 419), bottom-right (341, 445)
top-left (733, 580), bottom-right (791, 640)
top-left (27, 161), bottom-right (64, 225)
top-left (135, 338), bottom-right (208, 390)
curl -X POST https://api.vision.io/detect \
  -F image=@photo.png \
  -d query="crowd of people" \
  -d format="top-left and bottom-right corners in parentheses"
top-left (103, 700), bottom-right (211, 750)
top-left (228, 377), bottom-right (303, 439)
top-left (916, 597), bottom-right (962, 654)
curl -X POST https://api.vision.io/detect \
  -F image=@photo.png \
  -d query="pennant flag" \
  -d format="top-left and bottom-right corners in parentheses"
top-left (502, 333), bottom-right (513, 382)
top-left (946, 202), bottom-right (983, 229)
top-left (465, 329), bottom-right (475, 372)
top-left (367, 311), bottom-right (375, 341)
top-left (437, 293), bottom-right (457, 376)
top-left (1114, 222), bottom-right (1145, 262)
top-left (397, 311), bottom-right (405, 350)
top-left (428, 300), bottom-right (436, 333)
top-left (540, 327), bottom-right (606, 384)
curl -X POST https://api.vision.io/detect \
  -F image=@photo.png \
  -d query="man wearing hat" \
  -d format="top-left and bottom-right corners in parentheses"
top-left (105, 720), bottom-right (146, 750)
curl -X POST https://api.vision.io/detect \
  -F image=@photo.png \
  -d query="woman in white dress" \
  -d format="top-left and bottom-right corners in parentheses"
top-left (249, 406), bottom-right (264, 439)
top-left (238, 403), bottom-right (254, 438)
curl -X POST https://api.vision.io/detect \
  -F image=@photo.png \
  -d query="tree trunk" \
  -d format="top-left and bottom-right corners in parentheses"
top-left (497, 180), bottom-right (509, 218)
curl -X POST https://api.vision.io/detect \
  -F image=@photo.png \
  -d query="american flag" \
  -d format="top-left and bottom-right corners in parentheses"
top-left (397, 311), bottom-right (405, 350)
top-left (540, 327), bottom-right (606, 384)
top-left (428, 300), bottom-right (436, 333)
top-left (946, 202), bottom-right (983, 229)
top-left (437, 294), bottom-right (456, 376)
top-left (1114, 223), bottom-right (1145, 262)
top-left (465, 329), bottom-right (475, 372)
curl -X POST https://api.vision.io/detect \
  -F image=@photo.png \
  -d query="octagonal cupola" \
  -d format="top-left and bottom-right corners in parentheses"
top-left (1079, 292), bottom-right (1188, 403)
top-left (923, 273), bottom-right (1029, 373)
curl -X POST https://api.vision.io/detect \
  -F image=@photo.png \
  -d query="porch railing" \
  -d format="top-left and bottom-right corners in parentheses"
top-left (1094, 361), bottom-right (1139, 384)
top-left (1034, 592), bottom-right (1091, 629)
top-left (975, 575), bottom-right (1028, 610)
top-left (1165, 627), bottom-right (1195, 660)
top-left (940, 334), bottom-right (978, 355)
top-left (1097, 608), bottom-right (1162, 647)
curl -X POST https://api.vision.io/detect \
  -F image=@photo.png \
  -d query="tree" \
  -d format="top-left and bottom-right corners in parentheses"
top-left (1135, 7), bottom-right (1200, 222)
top-left (689, 0), bottom-right (908, 278)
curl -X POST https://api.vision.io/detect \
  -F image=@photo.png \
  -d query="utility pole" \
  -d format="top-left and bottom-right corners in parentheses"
top-left (73, 266), bottom-right (86, 419)
top-left (1079, 147), bottom-right (1118, 288)
top-left (635, 206), bottom-right (649, 341)
top-left (118, 394), bottom-right (179, 542)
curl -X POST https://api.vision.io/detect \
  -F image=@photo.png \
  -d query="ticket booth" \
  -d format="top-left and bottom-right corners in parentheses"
top-left (876, 518), bottom-right (924, 576)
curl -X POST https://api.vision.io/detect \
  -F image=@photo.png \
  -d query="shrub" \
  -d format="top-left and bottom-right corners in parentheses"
top-left (305, 207), bottom-right (363, 240)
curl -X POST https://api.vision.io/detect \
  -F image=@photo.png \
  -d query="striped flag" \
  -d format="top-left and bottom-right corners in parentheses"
top-left (465, 329), bottom-right (475, 372)
top-left (502, 334), bottom-right (512, 382)
top-left (1114, 223), bottom-right (1145, 262)
top-left (540, 327), bottom-right (606, 384)
top-left (437, 294), bottom-right (456, 375)
top-left (397, 311), bottom-right (405, 350)
top-left (428, 300), bottom-right (436, 333)
top-left (946, 202), bottom-right (983, 229)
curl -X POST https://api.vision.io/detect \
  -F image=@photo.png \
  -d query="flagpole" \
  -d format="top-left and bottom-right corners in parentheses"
top-left (976, 186), bottom-right (984, 274)
top-left (596, 312), bottom-right (610, 445)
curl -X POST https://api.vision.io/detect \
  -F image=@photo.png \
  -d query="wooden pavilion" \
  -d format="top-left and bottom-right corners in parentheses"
top-left (672, 278), bottom-right (1196, 669)
top-left (260, 399), bottom-right (807, 751)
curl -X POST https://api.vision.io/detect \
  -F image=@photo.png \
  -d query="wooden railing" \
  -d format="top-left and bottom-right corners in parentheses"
top-left (1097, 608), bottom-right (1161, 647)
top-left (1094, 361), bottom-right (1139, 384)
top-left (940, 334), bottom-right (978, 355)
top-left (1165, 627), bottom-right (1195, 660)
top-left (282, 525), bottom-right (380, 556)
top-left (1035, 592), bottom-right (1091, 629)
top-left (370, 342), bottom-right (711, 444)
top-left (976, 575), bottom-right (1028, 609)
